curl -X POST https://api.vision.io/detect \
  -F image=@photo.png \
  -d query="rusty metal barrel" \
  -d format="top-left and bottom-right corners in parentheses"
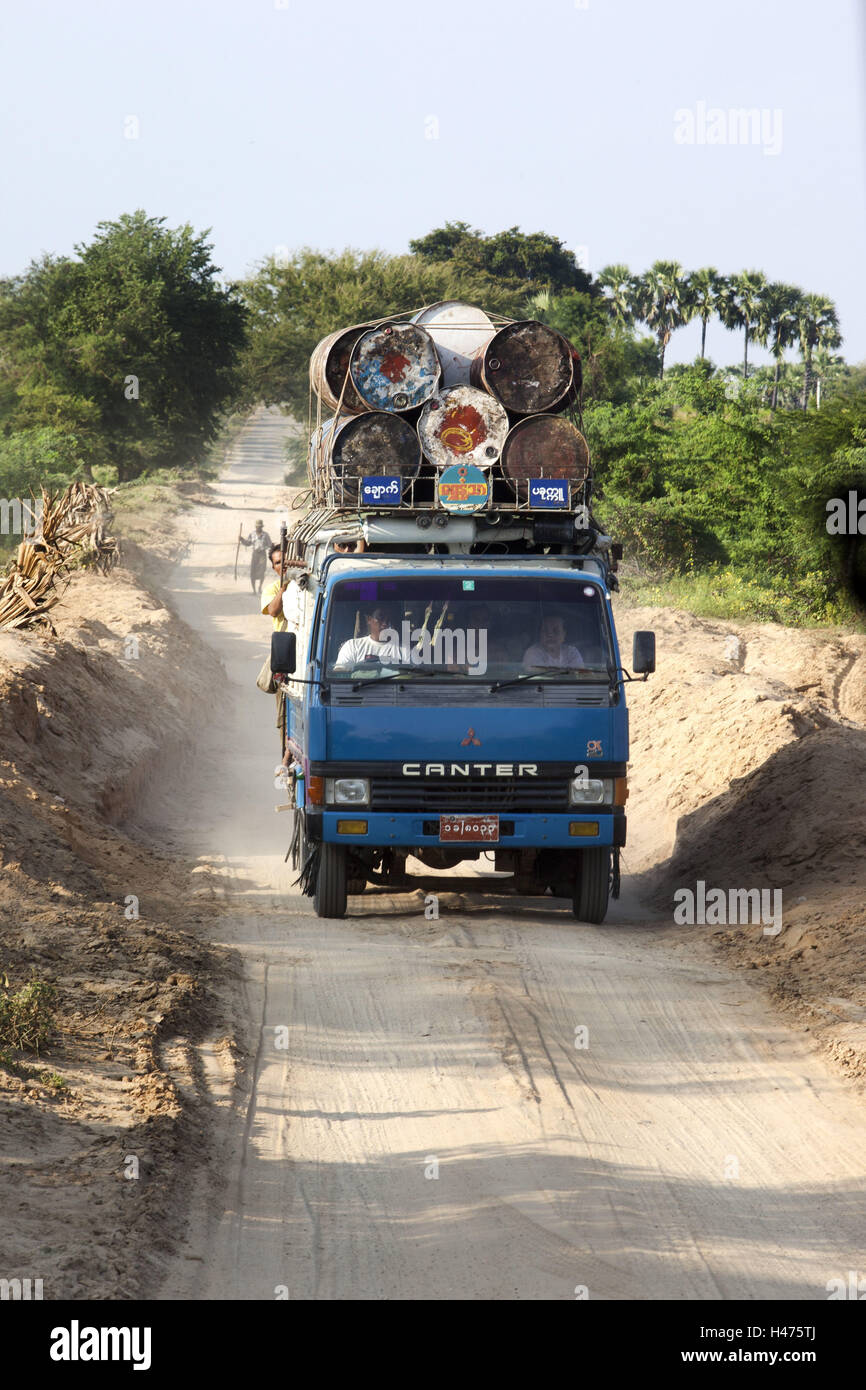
top-left (311, 412), bottom-right (422, 503)
top-left (350, 323), bottom-right (440, 413)
top-left (411, 301), bottom-right (496, 386)
top-left (471, 320), bottom-right (579, 415)
top-left (417, 386), bottom-right (509, 471)
top-left (309, 322), bottom-right (380, 415)
top-left (500, 415), bottom-right (591, 492)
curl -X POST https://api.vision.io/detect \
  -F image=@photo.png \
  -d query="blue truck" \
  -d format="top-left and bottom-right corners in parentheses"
top-left (272, 509), bottom-right (655, 922)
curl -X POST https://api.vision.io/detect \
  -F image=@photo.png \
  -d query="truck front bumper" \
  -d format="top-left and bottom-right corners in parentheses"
top-left (311, 810), bottom-right (626, 849)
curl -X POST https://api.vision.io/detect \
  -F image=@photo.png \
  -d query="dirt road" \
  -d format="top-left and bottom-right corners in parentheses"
top-left (156, 408), bottom-right (866, 1301)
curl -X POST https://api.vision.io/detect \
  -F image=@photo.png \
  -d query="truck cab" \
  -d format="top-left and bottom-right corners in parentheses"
top-left (273, 517), bottom-right (654, 922)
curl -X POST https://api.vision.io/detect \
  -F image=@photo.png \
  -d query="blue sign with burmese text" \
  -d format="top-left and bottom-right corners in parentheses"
top-left (361, 476), bottom-right (402, 506)
top-left (529, 479), bottom-right (569, 509)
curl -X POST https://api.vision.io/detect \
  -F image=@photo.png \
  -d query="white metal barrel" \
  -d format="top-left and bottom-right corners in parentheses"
top-left (417, 386), bottom-right (509, 470)
top-left (411, 301), bottom-right (497, 386)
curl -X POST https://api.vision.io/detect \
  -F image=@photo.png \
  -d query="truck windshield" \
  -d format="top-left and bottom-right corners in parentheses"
top-left (323, 576), bottom-right (613, 681)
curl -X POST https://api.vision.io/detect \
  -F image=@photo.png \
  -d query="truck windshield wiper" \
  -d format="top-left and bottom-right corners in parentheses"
top-left (489, 666), bottom-right (588, 693)
top-left (345, 665), bottom-right (440, 692)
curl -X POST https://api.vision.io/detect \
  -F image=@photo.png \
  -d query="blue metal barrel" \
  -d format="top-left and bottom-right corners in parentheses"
top-left (350, 323), bottom-right (440, 412)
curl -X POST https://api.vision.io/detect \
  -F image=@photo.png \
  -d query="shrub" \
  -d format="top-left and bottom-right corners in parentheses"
top-left (0, 972), bottom-right (57, 1054)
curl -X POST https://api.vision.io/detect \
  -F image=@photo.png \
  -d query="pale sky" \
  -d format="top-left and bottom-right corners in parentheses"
top-left (1, 0), bottom-right (863, 368)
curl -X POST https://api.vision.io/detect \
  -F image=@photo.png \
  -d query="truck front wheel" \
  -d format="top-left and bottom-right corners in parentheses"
top-left (572, 848), bottom-right (611, 924)
top-left (314, 842), bottom-right (348, 918)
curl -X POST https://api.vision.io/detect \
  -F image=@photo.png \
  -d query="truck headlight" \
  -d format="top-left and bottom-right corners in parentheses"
top-left (326, 777), bottom-right (370, 806)
top-left (569, 777), bottom-right (612, 805)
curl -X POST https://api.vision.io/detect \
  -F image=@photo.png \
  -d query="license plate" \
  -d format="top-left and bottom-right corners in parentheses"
top-left (439, 814), bottom-right (499, 843)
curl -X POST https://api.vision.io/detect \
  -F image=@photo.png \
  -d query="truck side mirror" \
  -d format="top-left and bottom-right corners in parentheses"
top-left (271, 631), bottom-right (297, 675)
top-left (632, 630), bottom-right (655, 675)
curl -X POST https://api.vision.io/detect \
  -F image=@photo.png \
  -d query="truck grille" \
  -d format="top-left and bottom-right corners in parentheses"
top-left (330, 685), bottom-right (608, 707)
top-left (369, 777), bottom-right (568, 811)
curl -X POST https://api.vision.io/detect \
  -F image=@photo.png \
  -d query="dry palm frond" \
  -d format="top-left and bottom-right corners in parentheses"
top-left (0, 482), bottom-right (119, 633)
top-left (40, 482), bottom-right (119, 574)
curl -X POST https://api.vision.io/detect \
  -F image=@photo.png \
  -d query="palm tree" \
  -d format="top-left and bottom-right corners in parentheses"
top-left (795, 293), bottom-right (841, 410)
top-left (526, 288), bottom-right (553, 323)
top-left (632, 260), bottom-right (692, 376)
top-left (757, 282), bottom-right (802, 409)
top-left (717, 270), bottom-right (767, 378)
top-left (597, 264), bottom-right (637, 328)
top-left (525, 287), bottom-right (553, 322)
top-left (684, 267), bottom-right (721, 359)
top-left (813, 344), bottom-right (845, 409)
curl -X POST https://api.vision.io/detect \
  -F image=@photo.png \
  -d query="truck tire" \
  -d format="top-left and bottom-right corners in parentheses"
top-left (572, 847), bottom-right (611, 924)
top-left (315, 842), bottom-right (348, 918)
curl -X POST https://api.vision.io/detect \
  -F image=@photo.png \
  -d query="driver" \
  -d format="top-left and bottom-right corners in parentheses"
top-left (334, 606), bottom-right (403, 667)
top-left (523, 614), bottom-right (585, 669)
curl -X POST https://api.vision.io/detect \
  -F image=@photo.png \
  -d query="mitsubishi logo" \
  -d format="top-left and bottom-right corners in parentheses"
top-left (460, 726), bottom-right (481, 747)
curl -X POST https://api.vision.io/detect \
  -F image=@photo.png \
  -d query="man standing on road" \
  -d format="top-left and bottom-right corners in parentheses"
top-left (239, 519), bottom-right (273, 595)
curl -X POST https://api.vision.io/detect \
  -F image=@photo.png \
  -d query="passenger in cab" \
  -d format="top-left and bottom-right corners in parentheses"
top-left (523, 614), bottom-right (585, 670)
top-left (335, 606), bottom-right (402, 667)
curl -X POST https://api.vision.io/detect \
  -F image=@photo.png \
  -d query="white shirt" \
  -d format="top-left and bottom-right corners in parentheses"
top-left (522, 643), bottom-right (585, 669)
top-left (245, 529), bottom-right (272, 554)
top-left (334, 635), bottom-right (405, 667)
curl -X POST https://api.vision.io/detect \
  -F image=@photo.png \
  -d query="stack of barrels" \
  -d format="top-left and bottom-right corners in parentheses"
top-left (308, 301), bottom-right (590, 506)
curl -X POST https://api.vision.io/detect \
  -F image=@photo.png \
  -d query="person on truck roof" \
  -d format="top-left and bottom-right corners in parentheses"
top-left (334, 606), bottom-right (403, 667)
top-left (332, 535), bottom-right (366, 555)
top-left (523, 614), bottom-right (585, 669)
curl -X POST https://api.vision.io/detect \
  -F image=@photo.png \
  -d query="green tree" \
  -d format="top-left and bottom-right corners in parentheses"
top-left (238, 247), bottom-right (526, 419)
top-left (410, 223), bottom-right (592, 294)
top-left (632, 261), bottom-right (693, 376)
top-left (537, 288), bottom-right (658, 403)
top-left (717, 270), bottom-right (767, 379)
top-left (0, 212), bottom-right (247, 482)
top-left (0, 255), bottom-right (103, 471)
top-left (780, 388), bottom-right (866, 603)
top-left (407, 220), bottom-right (475, 262)
top-left (756, 282), bottom-right (801, 409)
top-left (0, 426), bottom-right (87, 497)
top-left (813, 345), bottom-right (846, 409)
top-left (795, 293), bottom-right (841, 410)
top-left (597, 264), bottom-right (638, 328)
top-left (684, 267), bottom-right (722, 360)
